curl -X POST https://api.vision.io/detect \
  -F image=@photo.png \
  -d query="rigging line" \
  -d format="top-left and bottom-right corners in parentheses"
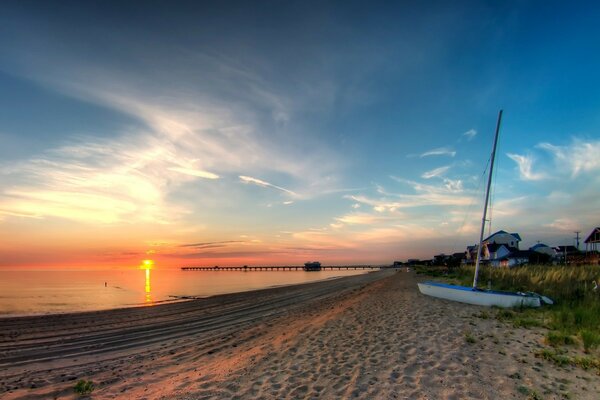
top-left (450, 155), bottom-right (491, 253)
top-left (488, 134), bottom-right (500, 237)
top-left (461, 159), bottom-right (489, 233)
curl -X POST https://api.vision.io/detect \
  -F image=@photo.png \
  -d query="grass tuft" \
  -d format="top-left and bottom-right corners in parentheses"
top-left (580, 330), bottom-right (600, 353)
top-left (464, 332), bottom-right (476, 344)
top-left (74, 379), bottom-right (94, 396)
top-left (546, 331), bottom-right (576, 347)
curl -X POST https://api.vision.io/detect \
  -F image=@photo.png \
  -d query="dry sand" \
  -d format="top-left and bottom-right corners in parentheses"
top-left (1, 270), bottom-right (598, 399)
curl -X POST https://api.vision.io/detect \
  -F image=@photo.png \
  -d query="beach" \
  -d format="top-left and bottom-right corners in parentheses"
top-left (1, 270), bottom-right (598, 399)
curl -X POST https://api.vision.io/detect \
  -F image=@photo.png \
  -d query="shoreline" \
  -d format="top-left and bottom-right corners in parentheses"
top-left (2, 269), bottom-right (598, 399)
top-left (0, 269), bottom-right (373, 319)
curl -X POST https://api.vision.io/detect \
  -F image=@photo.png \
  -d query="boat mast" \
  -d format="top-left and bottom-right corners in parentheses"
top-left (472, 109), bottom-right (503, 288)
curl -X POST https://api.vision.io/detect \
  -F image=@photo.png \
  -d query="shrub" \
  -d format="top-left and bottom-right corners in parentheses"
top-left (464, 332), bottom-right (476, 344)
top-left (580, 330), bottom-right (600, 353)
top-left (74, 380), bottom-right (94, 396)
top-left (513, 316), bottom-right (542, 329)
top-left (546, 331), bottom-right (576, 347)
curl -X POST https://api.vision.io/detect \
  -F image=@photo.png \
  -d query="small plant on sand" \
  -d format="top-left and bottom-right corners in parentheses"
top-left (546, 331), bottom-right (576, 347)
top-left (517, 385), bottom-right (542, 400)
top-left (496, 309), bottom-right (516, 321)
top-left (580, 329), bottom-right (600, 353)
top-left (464, 332), bottom-right (476, 344)
top-left (535, 349), bottom-right (570, 367)
top-left (512, 316), bottom-right (543, 329)
top-left (74, 379), bottom-right (94, 396)
top-left (528, 390), bottom-right (543, 400)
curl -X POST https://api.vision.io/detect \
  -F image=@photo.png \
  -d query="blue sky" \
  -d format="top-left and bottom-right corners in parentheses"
top-left (1, 1), bottom-right (599, 267)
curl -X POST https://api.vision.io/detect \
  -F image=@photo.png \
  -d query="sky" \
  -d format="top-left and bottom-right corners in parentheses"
top-left (1, 1), bottom-right (599, 269)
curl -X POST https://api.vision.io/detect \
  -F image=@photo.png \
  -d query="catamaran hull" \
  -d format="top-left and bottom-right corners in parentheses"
top-left (417, 282), bottom-right (541, 308)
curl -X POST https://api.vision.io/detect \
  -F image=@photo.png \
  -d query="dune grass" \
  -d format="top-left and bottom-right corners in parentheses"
top-left (418, 264), bottom-right (600, 358)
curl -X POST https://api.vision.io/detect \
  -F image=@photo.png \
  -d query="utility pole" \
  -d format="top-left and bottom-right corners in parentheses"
top-left (574, 231), bottom-right (581, 250)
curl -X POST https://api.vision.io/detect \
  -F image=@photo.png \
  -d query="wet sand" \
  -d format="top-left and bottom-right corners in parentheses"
top-left (1, 270), bottom-right (598, 399)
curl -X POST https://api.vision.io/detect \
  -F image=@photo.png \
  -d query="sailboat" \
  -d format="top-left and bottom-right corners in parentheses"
top-left (417, 110), bottom-right (543, 308)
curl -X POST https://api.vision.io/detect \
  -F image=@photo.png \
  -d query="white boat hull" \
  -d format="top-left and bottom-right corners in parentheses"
top-left (417, 281), bottom-right (540, 308)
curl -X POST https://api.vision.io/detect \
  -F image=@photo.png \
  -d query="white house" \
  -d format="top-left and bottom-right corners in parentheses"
top-left (483, 230), bottom-right (521, 249)
top-left (530, 243), bottom-right (557, 258)
top-left (465, 230), bottom-right (527, 267)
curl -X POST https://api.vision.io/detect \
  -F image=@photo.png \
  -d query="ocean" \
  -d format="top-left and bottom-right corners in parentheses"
top-left (0, 268), bottom-right (368, 316)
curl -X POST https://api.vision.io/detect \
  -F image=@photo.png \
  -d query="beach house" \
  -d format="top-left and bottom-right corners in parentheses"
top-left (584, 227), bottom-right (600, 252)
top-left (529, 243), bottom-right (557, 264)
top-left (464, 230), bottom-right (528, 267)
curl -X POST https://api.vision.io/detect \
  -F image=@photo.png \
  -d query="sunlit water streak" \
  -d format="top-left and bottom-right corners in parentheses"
top-left (0, 268), bottom-right (368, 316)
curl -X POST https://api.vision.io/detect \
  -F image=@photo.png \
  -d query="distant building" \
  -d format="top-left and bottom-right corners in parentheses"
top-left (464, 229), bottom-right (527, 268)
top-left (530, 243), bottom-right (556, 257)
top-left (554, 245), bottom-right (580, 256)
top-left (492, 250), bottom-right (531, 268)
top-left (584, 227), bottom-right (600, 252)
top-left (529, 243), bottom-right (557, 264)
top-left (303, 261), bottom-right (322, 271)
top-left (483, 230), bottom-right (522, 249)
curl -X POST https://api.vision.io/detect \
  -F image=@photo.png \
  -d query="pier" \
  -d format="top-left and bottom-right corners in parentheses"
top-left (182, 265), bottom-right (391, 271)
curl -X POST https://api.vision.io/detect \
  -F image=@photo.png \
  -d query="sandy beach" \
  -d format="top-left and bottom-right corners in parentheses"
top-left (1, 270), bottom-right (598, 399)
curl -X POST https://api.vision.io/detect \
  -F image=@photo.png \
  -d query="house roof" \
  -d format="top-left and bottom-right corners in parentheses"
top-left (498, 250), bottom-right (531, 260)
top-left (554, 245), bottom-right (580, 253)
top-left (530, 243), bottom-right (550, 250)
top-left (584, 227), bottom-right (600, 244)
top-left (483, 230), bottom-right (522, 243)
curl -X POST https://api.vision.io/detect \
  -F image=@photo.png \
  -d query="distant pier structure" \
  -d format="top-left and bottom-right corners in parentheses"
top-left (181, 263), bottom-right (392, 272)
top-left (304, 261), bottom-right (322, 271)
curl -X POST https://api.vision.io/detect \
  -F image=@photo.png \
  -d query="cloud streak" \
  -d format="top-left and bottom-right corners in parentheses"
top-left (421, 165), bottom-right (450, 179)
top-left (462, 129), bottom-right (477, 140)
top-left (239, 175), bottom-right (297, 196)
top-left (507, 153), bottom-right (546, 181)
top-left (537, 139), bottom-right (600, 177)
top-left (168, 167), bottom-right (219, 180)
top-left (420, 147), bottom-right (456, 158)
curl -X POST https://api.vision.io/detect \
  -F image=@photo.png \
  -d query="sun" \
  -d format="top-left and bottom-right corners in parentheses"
top-left (140, 259), bottom-right (154, 269)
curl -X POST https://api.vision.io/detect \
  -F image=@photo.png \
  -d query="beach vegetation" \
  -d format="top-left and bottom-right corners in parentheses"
top-left (545, 331), bottom-right (576, 347)
top-left (512, 315), bottom-right (543, 329)
top-left (527, 390), bottom-right (543, 400)
top-left (74, 379), bottom-right (94, 396)
top-left (464, 332), bottom-right (476, 344)
top-left (423, 263), bottom-right (600, 374)
top-left (517, 385), bottom-right (542, 399)
top-left (535, 349), bottom-right (600, 374)
top-left (580, 330), bottom-right (600, 353)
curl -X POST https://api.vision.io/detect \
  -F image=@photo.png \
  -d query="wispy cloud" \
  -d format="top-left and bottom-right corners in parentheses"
top-left (507, 153), bottom-right (546, 181)
top-left (0, 36), bottom-right (347, 226)
top-left (538, 139), bottom-right (600, 177)
top-left (420, 147), bottom-right (456, 158)
top-left (179, 240), bottom-right (244, 248)
top-left (0, 138), bottom-right (192, 224)
top-left (421, 165), bottom-right (450, 179)
top-left (335, 213), bottom-right (386, 225)
top-left (239, 175), bottom-right (297, 196)
top-left (462, 129), bottom-right (477, 140)
top-left (168, 167), bottom-right (219, 180)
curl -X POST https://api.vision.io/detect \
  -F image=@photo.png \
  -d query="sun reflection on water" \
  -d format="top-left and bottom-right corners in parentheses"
top-left (140, 260), bottom-right (154, 303)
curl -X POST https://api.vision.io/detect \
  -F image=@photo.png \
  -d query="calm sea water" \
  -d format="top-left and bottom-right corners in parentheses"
top-left (0, 269), bottom-right (367, 316)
